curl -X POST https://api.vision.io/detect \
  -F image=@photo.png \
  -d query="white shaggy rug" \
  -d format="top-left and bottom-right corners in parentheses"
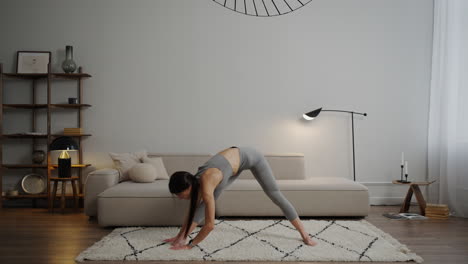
top-left (76, 219), bottom-right (423, 262)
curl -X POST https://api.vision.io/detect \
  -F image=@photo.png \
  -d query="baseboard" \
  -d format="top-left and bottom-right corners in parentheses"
top-left (360, 182), bottom-right (394, 186)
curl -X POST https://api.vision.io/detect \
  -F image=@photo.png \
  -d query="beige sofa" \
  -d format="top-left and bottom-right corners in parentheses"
top-left (84, 153), bottom-right (369, 227)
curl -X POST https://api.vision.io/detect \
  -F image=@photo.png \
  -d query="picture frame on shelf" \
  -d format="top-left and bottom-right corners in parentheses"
top-left (16, 51), bottom-right (51, 74)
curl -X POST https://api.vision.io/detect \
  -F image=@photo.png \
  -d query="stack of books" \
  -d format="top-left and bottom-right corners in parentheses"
top-left (425, 203), bottom-right (449, 219)
top-left (64, 128), bottom-right (83, 135)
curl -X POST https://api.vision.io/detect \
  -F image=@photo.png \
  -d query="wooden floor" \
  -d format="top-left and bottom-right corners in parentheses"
top-left (0, 206), bottom-right (467, 264)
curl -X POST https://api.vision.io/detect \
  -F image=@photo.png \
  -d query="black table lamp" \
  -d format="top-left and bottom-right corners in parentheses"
top-left (49, 136), bottom-right (79, 178)
top-left (303, 108), bottom-right (367, 181)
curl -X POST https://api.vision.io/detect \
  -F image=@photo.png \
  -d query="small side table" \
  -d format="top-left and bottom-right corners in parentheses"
top-left (393, 180), bottom-right (436, 216)
top-left (49, 177), bottom-right (80, 213)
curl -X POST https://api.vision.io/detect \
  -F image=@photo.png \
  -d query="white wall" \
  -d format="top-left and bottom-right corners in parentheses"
top-left (0, 0), bottom-right (434, 204)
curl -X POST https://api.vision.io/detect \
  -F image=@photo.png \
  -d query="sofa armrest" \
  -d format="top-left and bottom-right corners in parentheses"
top-left (84, 168), bottom-right (120, 217)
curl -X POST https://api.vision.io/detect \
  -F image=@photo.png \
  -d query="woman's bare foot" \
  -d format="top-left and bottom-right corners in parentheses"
top-left (290, 218), bottom-right (318, 246)
top-left (303, 236), bottom-right (318, 246)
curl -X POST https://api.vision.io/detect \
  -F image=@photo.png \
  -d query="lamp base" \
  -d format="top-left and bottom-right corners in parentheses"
top-left (58, 158), bottom-right (72, 178)
top-left (396, 180), bottom-right (412, 183)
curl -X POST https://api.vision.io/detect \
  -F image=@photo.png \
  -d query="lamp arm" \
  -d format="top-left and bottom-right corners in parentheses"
top-left (322, 109), bottom-right (367, 116)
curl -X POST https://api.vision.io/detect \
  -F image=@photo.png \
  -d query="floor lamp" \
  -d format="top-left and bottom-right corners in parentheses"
top-left (303, 108), bottom-right (367, 181)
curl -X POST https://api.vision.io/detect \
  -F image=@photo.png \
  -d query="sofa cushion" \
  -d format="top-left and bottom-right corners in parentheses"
top-left (109, 150), bottom-right (147, 182)
top-left (142, 156), bottom-right (170, 180)
top-left (98, 180), bottom-right (171, 198)
top-left (217, 177), bottom-right (369, 217)
top-left (226, 177), bottom-right (368, 191)
top-left (129, 163), bottom-right (157, 183)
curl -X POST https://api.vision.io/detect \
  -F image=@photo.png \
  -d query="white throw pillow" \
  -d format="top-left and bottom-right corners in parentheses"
top-left (142, 156), bottom-right (170, 180)
top-left (109, 150), bottom-right (147, 182)
top-left (129, 163), bottom-right (157, 183)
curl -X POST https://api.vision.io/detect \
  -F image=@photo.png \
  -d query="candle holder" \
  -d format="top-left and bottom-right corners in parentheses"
top-left (397, 165), bottom-right (411, 183)
top-left (404, 173), bottom-right (410, 183)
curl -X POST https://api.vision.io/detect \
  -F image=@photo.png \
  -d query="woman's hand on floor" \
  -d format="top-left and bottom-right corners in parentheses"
top-left (163, 236), bottom-right (178, 243)
top-left (169, 244), bottom-right (192, 250)
top-left (163, 236), bottom-right (186, 246)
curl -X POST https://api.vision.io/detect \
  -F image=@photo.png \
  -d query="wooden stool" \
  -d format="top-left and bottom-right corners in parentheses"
top-left (49, 177), bottom-right (80, 213)
top-left (393, 180), bottom-right (436, 216)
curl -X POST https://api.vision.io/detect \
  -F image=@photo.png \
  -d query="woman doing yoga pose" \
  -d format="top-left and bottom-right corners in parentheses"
top-left (164, 146), bottom-right (318, 250)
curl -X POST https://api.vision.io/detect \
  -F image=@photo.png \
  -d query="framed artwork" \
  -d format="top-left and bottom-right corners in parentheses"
top-left (16, 51), bottom-right (51, 74)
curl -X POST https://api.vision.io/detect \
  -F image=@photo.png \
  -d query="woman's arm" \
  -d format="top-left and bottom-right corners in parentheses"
top-left (164, 205), bottom-right (190, 245)
top-left (178, 208), bottom-right (190, 237)
top-left (166, 187), bottom-right (203, 245)
top-left (178, 202), bottom-right (203, 239)
top-left (187, 190), bottom-right (216, 246)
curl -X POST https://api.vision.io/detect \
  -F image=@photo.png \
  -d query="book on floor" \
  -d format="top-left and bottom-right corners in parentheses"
top-left (383, 213), bottom-right (428, 220)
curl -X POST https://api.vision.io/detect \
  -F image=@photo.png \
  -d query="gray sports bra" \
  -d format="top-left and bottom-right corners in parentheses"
top-left (193, 146), bottom-right (239, 190)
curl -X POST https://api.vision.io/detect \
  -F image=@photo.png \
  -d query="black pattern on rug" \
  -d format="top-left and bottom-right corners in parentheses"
top-left (121, 221), bottom-right (228, 260)
top-left (279, 220), bottom-right (375, 261)
top-left (198, 220), bottom-right (283, 260)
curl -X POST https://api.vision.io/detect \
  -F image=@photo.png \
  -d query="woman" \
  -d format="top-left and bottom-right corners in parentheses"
top-left (164, 146), bottom-right (318, 250)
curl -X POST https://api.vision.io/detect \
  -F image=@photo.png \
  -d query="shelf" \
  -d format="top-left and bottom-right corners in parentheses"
top-left (50, 193), bottom-right (84, 198)
top-left (2, 164), bottom-right (47, 169)
top-left (51, 134), bottom-right (92, 137)
top-left (50, 177), bottom-right (79, 180)
top-left (52, 73), bottom-right (91, 79)
top-left (2, 73), bottom-right (91, 80)
top-left (2, 133), bottom-right (91, 138)
top-left (2, 133), bottom-right (48, 138)
top-left (2, 194), bottom-right (48, 199)
top-left (3, 104), bottom-right (47, 109)
top-left (51, 164), bottom-right (91, 168)
top-left (2, 104), bottom-right (91, 109)
top-left (2, 164), bottom-right (91, 169)
top-left (2, 193), bottom-right (84, 199)
top-left (2, 73), bottom-right (47, 80)
top-left (50, 104), bottom-right (92, 108)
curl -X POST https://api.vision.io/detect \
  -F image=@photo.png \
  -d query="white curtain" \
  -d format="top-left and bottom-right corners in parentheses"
top-left (427, 0), bottom-right (468, 218)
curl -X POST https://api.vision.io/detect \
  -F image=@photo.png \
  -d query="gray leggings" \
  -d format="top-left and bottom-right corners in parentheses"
top-left (193, 146), bottom-right (299, 223)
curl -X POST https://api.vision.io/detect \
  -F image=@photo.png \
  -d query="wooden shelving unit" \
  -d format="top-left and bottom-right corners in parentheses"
top-left (0, 63), bottom-right (92, 208)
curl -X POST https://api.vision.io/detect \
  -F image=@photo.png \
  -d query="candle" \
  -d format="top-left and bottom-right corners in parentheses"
top-left (405, 161), bottom-right (408, 174)
top-left (401, 152), bottom-right (405, 166)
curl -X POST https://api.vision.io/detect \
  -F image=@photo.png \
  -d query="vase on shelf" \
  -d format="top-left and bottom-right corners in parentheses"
top-left (32, 150), bottom-right (45, 164)
top-left (62, 45), bottom-right (77, 73)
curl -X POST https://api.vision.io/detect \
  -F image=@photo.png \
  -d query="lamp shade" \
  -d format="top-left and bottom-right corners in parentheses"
top-left (303, 108), bottom-right (322, 120)
top-left (49, 136), bottom-right (79, 151)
